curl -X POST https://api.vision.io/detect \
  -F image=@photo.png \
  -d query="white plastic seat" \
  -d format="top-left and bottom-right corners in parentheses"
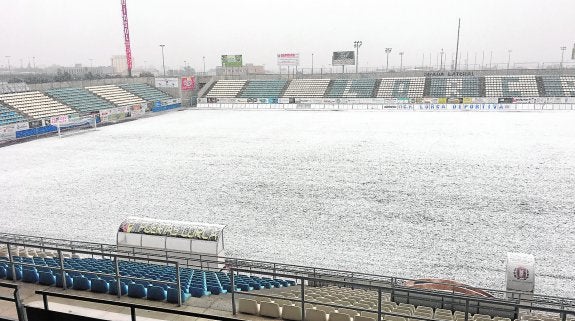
top-left (260, 301), bottom-right (282, 318)
top-left (237, 298), bottom-right (259, 315)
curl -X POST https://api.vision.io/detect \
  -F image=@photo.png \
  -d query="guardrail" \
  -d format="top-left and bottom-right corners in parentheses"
top-left (35, 289), bottom-right (245, 321)
top-left (2, 232), bottom-right (575, 311)
top-left (0, 282), bottom-right (27, 321)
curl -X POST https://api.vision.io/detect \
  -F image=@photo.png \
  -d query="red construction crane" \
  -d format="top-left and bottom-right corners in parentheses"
top-left (121, 0), bottom-right (132, 77)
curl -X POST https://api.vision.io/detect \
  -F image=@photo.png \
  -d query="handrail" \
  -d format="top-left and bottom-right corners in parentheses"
top-left (3, 231), bottom-right (575, 308)
top-left (35, 290), bottom-right (246, 321)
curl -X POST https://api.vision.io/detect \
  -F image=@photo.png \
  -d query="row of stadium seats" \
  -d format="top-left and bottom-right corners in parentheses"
top-left (119, 83), bottom-right (172, 102)
top-left (0, 91), bottom-right (75, 119)
top-left (540, 76), bottom-right (575, 97)
top-left (0, 102), bottom-right (26, 125)
top-left (0, 255), bottom-right (295, 303)
top-left (85, 85), bottom-right (145, 106)
top-left (45, 87), bottom-right (115, 113)
top-left (0, 83), bottom-right (174, 124)
top-left (203, 76), bottom-right (575, 98)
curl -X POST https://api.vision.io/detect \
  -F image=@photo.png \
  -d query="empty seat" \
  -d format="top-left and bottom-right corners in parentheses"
top-left (331, 312), bottom-right (354, 321)
top-left (147, 285), bottom-right (167, 301)
top-left (305, 308), bottom-right (328, 321)
top-left (356, 316), bottom-right (377, 321)
top-left (283, 305), bottom-right (303, 321)
top-left (128, 283), bottom-right (147, 298)
top-left (238, 298), bottom-right (259, 315)
top-left (72, 276), bottom-right (91, 291)
top-left (22, 269), bottom-right (39, 283)
top-left (260, 301), bottom-right (282, 318)
top-left (38, 271), bottom-right (55, 286)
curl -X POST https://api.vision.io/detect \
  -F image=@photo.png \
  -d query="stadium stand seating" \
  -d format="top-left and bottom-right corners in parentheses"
top-left (205, 80), bottom-right (247, 98)
top-left (429, 77), bottom-right (482, 97)
top-left (0, 254), bottom-right (295, 303)
top-left (239, 80), bottom-right (287, 98)
top-left (0, 102), bottom-right (27, 125)
top-left (282, 79), bottom-right (331, 98)
top-left (484, 76), bottom-right (539, 97)
top-left (326, 79), bottom-right (377, 98)
top-left (45, 87), bottom-right (115, 114)
top-left (376, 78), bottom-right (425, 98)
top-left (85, 85), bottom-right (146, 106)
top-left (540, 76), bottom-right (575, 97)
top-left (0, 82), bottom-right (30, 94)
top-left (119, 83), bottom-right (172, 102)
top-left (0, 91), bottom-right (75, 119)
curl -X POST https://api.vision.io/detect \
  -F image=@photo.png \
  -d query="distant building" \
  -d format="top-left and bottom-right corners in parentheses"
top-left (216, 63), bottom-right (265, 76)
top-left (111, 55), bottom-right (130, 75)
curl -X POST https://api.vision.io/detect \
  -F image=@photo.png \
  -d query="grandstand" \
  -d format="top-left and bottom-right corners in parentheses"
top-left (429, 77), bottom-right (482, 97)
top-left (327, 79), bottom-right (378, 98)
top-left (205, 80), bottom-right (247, 98)
top-left (240, 80), bottom-right (288, 98)
top-left (119, 83), bottom-right (172, 102)
top-left (484, 76), bottom-right (539, 97)
top-left (540, 76), bottom-right (575, 97)
top-left (45, 87), bottom-right (115, 114)
top-left (376, 78), bottom-right (425, 98)
top-left (282, 79), bottom-right (331, 97)
top-left (85, 84), bottom-right (146, 106)
top-left (0, 91), bottom-right (75, 119)
top-left (0, 102), bottom-right (26, 125)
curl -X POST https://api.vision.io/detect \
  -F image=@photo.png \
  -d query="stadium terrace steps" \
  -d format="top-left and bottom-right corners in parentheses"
top-left (205, 80), bottom-right (247, 98)
top-left (326, 79), bottom-right (378, 98)
top-left (429, 77), bottom-right (482, 97)
top-left (540, 76), bottom-right (575, 97)
top-left (484, 76), bottom-right (539, 97)
top-left (0, 256), bottom-right (295, 303)
top-left (282, 79), bottom-right (331, 98)
top-left (85, 85), bottom-right (146, 107)
top-left (0, 102), bottom-right (27, 125)
top-left (239, 80), bottom-right (288, 98)
top-left (376, 77), bottom-right (425, 98)
top-left (118, 83), bottom-right (172, 102)
top-left (0, 91), bottom-right (75, 119)
top-left (45, 87), bottom-right (115, 114)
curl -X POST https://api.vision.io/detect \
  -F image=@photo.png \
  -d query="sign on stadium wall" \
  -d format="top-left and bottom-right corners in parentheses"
top-left (50, 115), bottom-right (70, 125)
top-left (155, 78), bottom-right (179, 88)
top-left (181, 77), bottom-right (196, 91)
top-left (221, 55), bottom-right (243, 67)
top-left (332, 51), bottom-right (355, 66)
top-left (277, 53), bottom-right (300, 66)
top-left (0, 124), bottom-right (17, 141)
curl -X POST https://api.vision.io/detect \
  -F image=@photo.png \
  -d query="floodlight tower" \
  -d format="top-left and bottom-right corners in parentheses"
top-left (121, 0), bottom-right (133, 77)
top-left (354, 41), bottom-right (362, 73)
top-left (385, 48), bottom-right (392, 71)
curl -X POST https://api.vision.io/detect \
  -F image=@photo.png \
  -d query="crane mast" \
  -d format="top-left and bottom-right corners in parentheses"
top-left (121, 0), bottom-right (132, 77)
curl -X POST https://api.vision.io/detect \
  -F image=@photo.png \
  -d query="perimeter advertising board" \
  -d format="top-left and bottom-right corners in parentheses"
top-left (332, 51), bottom-right (355, 66)
top-left (277, 53), bottom-right (300, 66)
top-left (155, 78), bottom-right (179, 88)
top-left (221, 55), bottom-right (243, 67)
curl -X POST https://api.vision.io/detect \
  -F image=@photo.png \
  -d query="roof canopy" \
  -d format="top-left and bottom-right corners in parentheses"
top-left (118, 217), bottom-right (225, 242)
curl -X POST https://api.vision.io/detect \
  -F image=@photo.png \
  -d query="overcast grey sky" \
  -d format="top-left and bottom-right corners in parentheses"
top-left (2, 0), bottom-right (574, 71)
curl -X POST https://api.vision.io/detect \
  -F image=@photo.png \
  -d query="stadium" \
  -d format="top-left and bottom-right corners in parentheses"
top-left (1, 0), bottom-right (575, 321)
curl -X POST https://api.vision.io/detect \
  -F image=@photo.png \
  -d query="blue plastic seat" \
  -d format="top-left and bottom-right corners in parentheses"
top-left (127, 283), bottom-right (147, 298)
top-left (0, 267), bottom-right (6, 279)
top-left (167, 287), bottom-right (190, 303)
top-left (109, 281), bottom-right (128, 295)
top-left (147, 286), bottom-right (167, 301)
top-left (22, 269), bottom-right (39, 283)
top-left (7, 268), bottom-right (22, 281)
top-left (91, 278), bottom-right (109, 293)
top-left (72, 276), bottom-right (91, 291)
top-left (55, 273), bottom-right (73, 288)
top-left (38, 272), bottom-right (56, 286)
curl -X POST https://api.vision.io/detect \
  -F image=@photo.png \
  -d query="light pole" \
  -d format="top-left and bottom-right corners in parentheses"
top-left (32, 56), bottom-right (36, 70)
top-left (89, 59), bottom-right (93, 69)
top-left (399, 52), bottom-right (404, 71)
top-left (354, 41), bottom-right (362, 73)
top-left (311, 53), bottom-right (314, 75)
top-left (440, 49), bottom-right (444, 70)
top-left (507, 50), bottom-right (512, 70)
top-left (5, 56), bottom-right (11, 75)
top-left (159, 44), bottom-right (166, 77)
top-left (385, 48), bottom-right (392, 71)
top-left (560, 46), bottom-right (567, 68)
top-left (202, 56), bottom-right (206, 73)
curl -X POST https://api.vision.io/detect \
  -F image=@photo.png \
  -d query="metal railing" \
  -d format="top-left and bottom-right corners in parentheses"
top-left (2, 232), bottom-right (575, 312)
top-left (0, 282), bottom-right (27, 321)
top-left (35, 289), bottom-right (246, 321)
